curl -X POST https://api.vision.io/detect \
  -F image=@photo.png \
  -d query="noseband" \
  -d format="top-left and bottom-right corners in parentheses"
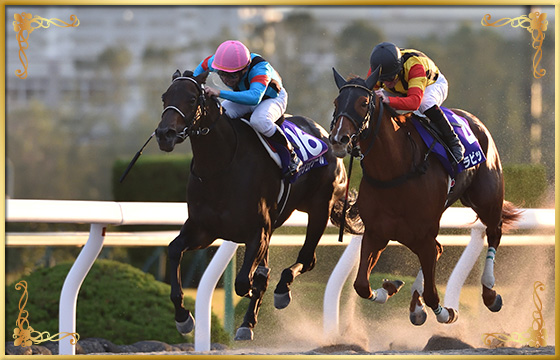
top-left (332, 83), bottom-right (383, 158)
top-left (162, 76), bottom-right (209, 140)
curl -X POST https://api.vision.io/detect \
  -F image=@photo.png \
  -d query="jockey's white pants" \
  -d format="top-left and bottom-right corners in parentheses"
top-left (221, 88), bottom-right (288, 138)
top-left (418, 73), bottom-right (449, 114)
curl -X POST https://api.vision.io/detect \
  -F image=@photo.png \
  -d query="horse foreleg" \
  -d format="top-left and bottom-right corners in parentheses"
top-left (274, 207), bottom-right (328, 309)
top-left (482, 222), bottom-right (503, 312)
top-left (235, 263), bottom-right (270, 341)
top-left (353, 233), bottom-right (403, 303)
top-left (417, 239), bottom-right (457, 324)
top-left (168, 237), bottom-right (194, 335)
top-left (168, 222), bottom-right (212, 335)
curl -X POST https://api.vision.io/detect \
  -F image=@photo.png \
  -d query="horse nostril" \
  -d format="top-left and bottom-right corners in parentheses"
top-left (165, 129), bottom-right (176, 139)
top-left (340, 135), bottom-right (350, 145)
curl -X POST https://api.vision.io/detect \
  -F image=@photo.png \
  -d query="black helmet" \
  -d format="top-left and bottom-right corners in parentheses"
top-left (370, 42), bottom-right (402, 81)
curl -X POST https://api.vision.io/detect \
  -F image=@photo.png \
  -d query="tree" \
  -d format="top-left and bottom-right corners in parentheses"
top-left (335, 19), bottom-right (384, 77)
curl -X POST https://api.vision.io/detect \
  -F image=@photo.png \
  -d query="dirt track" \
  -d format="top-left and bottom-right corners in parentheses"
top-left (93, 345), bottom-right (555, 356)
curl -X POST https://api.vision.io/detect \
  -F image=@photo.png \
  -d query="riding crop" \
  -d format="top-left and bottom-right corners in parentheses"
top-left (119, 130), bottom-right (156, 183)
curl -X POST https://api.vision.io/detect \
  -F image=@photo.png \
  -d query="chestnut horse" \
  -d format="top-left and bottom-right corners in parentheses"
top-left (156, 70), bottom-right (346, 340)
top-left (329, 67), bottom-right (520, 325)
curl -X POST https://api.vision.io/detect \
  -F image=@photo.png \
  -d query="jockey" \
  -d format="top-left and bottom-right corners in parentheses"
top-left (368, 42), bottom-right (464, 165)
top-left (193, 40), bottom-right (302, 177)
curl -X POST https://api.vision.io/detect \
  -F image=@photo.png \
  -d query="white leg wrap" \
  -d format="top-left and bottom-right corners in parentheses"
top-left (482, 247), bottom-right (496, 289)
top-left (411, 269), bottom-right (424, 295)
top-left (434, 304), bottom-right (450, 323)
top-left (370, 287), bottom-right (389, 304)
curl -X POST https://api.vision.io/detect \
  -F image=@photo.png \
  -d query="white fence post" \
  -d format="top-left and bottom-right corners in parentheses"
top-left (443, 224), bottom-right (486, 311)
top-left (195, 241), bottom-right (239, 352)
top-left (59, 223), bottom-right (107, 355)
top-left (323, 234), bottom-right (361, 339)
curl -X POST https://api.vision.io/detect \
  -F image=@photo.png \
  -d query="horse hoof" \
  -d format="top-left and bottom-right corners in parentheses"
top-left (382, 279), bottom-right (405, 296)
top-left (487, 294), bottom-right (503, 312)
top-left (175, 312), bottom-right (195, 335)
top-left (409, 306), bottom-right (427, 326)
top-left (445, 307), bottom-right (459, 324)
top-left (274, 291), bottom-right (292, 309)
top-left (234, 327), bottom-right (254, 341)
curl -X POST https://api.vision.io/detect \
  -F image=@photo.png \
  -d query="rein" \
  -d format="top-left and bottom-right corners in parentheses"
top-left (336, 84), bottom-right (433, 190)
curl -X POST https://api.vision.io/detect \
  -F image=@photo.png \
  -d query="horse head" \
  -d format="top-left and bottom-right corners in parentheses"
top-left (156, 70), bottom-right (210, 152)
top-left (329, 66), bottom-right (380, 158)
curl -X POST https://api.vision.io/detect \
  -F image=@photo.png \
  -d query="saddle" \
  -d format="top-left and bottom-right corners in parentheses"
top-left (410, 107), bottom-right (486, 177)
top-left (238, 117), bottom-right (329, 183)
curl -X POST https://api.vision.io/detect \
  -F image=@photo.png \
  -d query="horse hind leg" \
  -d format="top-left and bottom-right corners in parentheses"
top-left (274, 205), bottom-right (328, 309)
top-left (481, 218), bottom-right (504, 312)
top-left (235, 228), bottom-right (270, 298)
top-left (479, 200), bottom-right (520, 313)
top-left (235, 263), bottom-right (270, 341)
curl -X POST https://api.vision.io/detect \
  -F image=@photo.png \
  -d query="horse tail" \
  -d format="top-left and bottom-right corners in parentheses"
top-left (501, 200), bottom-right (523, 233)
top-left (330, 189), bottom-right (365, 235)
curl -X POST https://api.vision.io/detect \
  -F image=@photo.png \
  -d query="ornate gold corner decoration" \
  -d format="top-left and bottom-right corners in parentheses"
top-left (482, 281), bottom-right (546, 348)
top-left (13, 12), bottom-right (80, 79)
top-left (481, 12), bottom-right (547, 78)
top-left (13, 281), bottom-right (80, 347)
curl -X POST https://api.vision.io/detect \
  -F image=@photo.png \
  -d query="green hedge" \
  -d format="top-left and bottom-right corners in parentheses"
top-left (113, 154), bottom-right (193, 202)
top-left (5, 260), bottom-right (230, 345)
top-left (112, 156), bottom-right (547, 207)
top-left (341, 158), bottom-right (547, 208)
top-left (503, 163), bottom-right (547, 208)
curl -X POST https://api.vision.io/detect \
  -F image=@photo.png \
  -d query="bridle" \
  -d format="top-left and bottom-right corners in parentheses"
top-left (161, 76), bottom-right (218, 140)
top-left (331, 83), bottom-right (383, 159)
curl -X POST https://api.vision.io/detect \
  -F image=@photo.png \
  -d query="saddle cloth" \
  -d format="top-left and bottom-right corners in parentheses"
top-left (239, 118), bottom-right (329, 182)
top-left (410, 107), bottom-right (486, 177)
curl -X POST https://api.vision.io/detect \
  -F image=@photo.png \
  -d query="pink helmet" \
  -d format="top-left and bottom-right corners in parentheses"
top-left (212, 40), bottom-right (251, 72)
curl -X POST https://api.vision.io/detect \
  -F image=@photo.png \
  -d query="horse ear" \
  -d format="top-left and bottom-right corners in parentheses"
top-left (172, 70), bottom-right (181, 81)
top-left (182, 70), bottom-right (194, 77)
top-left (332, 68), bottom-right (347, 90)
top-left (195, 71), bottom-right (209, 85)
top-left (365, 65), bottom-right (381, 90)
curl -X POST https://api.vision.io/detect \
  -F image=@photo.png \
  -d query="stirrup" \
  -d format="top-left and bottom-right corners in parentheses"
top-left (286, 155), bottom-right (302, 177)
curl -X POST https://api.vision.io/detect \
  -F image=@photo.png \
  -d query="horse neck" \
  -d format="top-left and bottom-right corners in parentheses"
top-left (360, 107), bottom-right (415, 178)
top-left (190, 106), bottom-right (237, 175)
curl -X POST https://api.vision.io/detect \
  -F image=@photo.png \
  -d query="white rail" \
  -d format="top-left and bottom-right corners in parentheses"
top-left (5, 199), bottom-right (311, 355)
top-left (5, 199), bottom-right (555, 354)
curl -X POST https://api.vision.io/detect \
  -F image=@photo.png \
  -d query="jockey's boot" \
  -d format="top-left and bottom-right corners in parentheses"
top-left (424, 105), bottom-right (464, 165)
top-left (267, 128), bottom-right (302, 177)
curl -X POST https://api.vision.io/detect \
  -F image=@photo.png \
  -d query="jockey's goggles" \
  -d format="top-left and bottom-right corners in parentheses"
top-left (217, 69), bottom-right (244, 80)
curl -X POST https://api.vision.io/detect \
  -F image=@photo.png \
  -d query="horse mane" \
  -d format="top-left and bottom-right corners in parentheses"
top-left (345, 74), bottom-right (368, 86)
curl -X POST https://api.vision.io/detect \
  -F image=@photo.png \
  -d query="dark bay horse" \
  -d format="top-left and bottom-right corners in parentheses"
top-left (329, 67), bottom-right (521, 325)
top-left (156, 70), bottom-right (347, 340)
